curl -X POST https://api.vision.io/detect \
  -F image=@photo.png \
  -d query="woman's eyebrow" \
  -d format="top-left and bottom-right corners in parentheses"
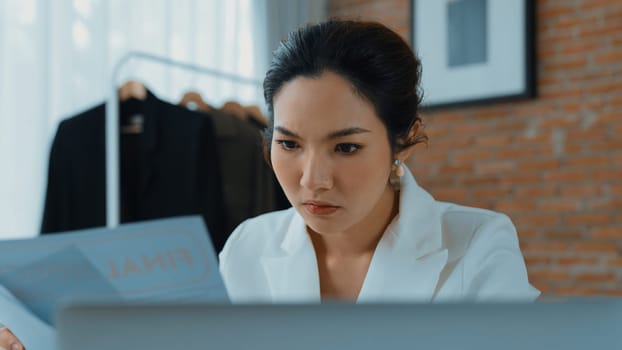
top-left (274, 126), bottom-right (371, 139)
top-left (327, 127), bottom-right (370, 139)
top-left (274, 126), bottom-right (299, 137)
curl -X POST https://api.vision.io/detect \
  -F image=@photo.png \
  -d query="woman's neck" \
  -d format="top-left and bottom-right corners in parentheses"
top-left (309, 185), bottom-right (399, 258)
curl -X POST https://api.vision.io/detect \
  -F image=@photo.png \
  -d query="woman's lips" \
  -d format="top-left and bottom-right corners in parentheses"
top-left (303, 202), bottom-right (340, 216)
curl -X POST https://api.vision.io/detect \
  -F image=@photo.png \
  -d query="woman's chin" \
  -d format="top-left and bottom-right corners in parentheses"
top-left (304, 217), bottom-right (349, 236)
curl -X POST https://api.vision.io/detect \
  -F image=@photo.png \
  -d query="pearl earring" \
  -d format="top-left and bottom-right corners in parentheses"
top-left (393, 159), bottom-right (405, 177)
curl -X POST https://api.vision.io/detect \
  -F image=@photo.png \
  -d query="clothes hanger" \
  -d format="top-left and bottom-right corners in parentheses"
top-left (220, 101), bottom-right (248, 120)
top-left (119, 80), bottom-right (147, 101)
top-left (221, 101), bottom-right (268, 127)
top-left (118, 80), bottom-right (147, 134)
top-left (179, 91), bottom-right (212, 112)
top-left (244, 105), bottom-right (268, 127)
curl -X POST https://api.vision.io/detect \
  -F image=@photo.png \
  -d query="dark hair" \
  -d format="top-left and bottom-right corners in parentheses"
top-left (262, 19), bottom-right (427, 162)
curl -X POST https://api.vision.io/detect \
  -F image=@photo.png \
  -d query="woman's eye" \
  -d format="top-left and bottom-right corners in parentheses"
top-left (335, 143), bottom-right (362, 154)
top-left (276, 140), bottom-right (299, 151)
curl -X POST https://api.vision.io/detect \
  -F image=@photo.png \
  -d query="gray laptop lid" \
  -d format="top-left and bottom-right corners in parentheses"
top-left (57, 301), bottom-right (622, 350)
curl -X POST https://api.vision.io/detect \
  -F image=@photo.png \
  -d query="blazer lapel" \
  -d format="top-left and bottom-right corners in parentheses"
top-left (261, 213), bottom-right (321, 302)
top-left (358, 167), bottom-right (448, 303)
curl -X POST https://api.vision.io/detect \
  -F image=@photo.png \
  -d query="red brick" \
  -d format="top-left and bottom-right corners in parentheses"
top-left (472, 107), bottom-right (508, 120)
top-left (415, 152), bottom-right (447, 163)
top-left (538, 199), bottom-right (581, 212)
top-left (494, 201), bottom-right (537, 213)
top-left (576, 273), bottom-right (616, 283)
top-left (539, 5), bottom-right (575, 17)
top-left (475, 161), bottom-right (516, 175)
top-left (557, 257), bottom-right (598, 266)
top-left (594, 112), bottom-right (621, 125)
top-left (559, 184), bottom-right (602, 197)
top-left (593, 169), bottom-right (622, 182)
top-left (432, 188), bottom-right (468, 202)
top-left (516, 229), bottom-right (539, 240)
top-left (421, 177), bottom-right (454, 188)
top-left (540, 88), bottom-right (583, 100)
top-left (607, 258), bottom-right (622, 266)
top-left (579, 0), bottom-right (617, 11)
top-left (496, 148), bottom-right (540, 159)
top-left (585, 198), bottom-right (622, 211)
top-left (452, 122), bottom-right (492, 134)
top-left (453, 150), bottom-right (493, 164)
top-left (538, 76), bottom-right (562, 87)
top-left (529, 270), bottom-right (570, 282)
top-left (474, 135), bottom-right (513, 147)
top-left (472, 187), bottom-right (513, 198)
top-left (591, 227), bottom-right (622, 239)
top-left (601, 290), bottom-right (622, 297)
top-left (539, 32), bottom-right (575, 48)
top-left (545, 56), bottom-right (589, 71)
top-left (424, 111), bottom-right (465, 122)
top-left (512, 103), bottom-right (555, 117)
top-left (438, 164), bottom-right (474, 175)
top-left (573, 241), bottom-right (618, 253)
top-left (469, 199), bottom-right (495, 210)
top-left (514, 186), bottom-right (558, 198)
top-left (461, 175), bottom-right (500, 186)
top-left (565, 127), bottom-right (610, 140)
top-left (587, 81), bottom-right (622, 95)
top-left (525, 256), bottom-right (553, 266)
top-left (543, 229), bottom-right (584, 240)
top-left (590, 139), bottom-right (622, 153)
top-left (580, 22), bottom-right (622, 38)
top-left (500, 173), bottom-right (541, 185)
top-left (521, 241), bottom-right (568, 253)
top-left (561, 41), bottom-right (598, 54)
top-left (543, 170), bottom-right (590, 182)
top-left (566, 155), bottom-right (612, 168)
top-left (554, 288), bottom-right (600, 296)
top-left (565, 214), bottom-right (610, 226)
top-left (564, 141), bottom-right (584, 154)
top-left (519, 159), bottom-right (561, 172)
top-left (516, 214), bottom-right (559, 226)
top-left (539, 116), bottom-right (582, 129)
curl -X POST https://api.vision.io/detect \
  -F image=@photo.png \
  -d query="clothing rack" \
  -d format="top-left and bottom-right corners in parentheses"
top-left (106, 51), bottom-right (263, 228)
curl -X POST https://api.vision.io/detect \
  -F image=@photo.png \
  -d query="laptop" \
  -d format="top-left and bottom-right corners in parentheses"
top-left (56, 301), bottom-right (622, 350)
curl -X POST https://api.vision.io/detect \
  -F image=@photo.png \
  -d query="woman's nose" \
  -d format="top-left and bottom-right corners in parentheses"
top-left (299, 153), bottom-right (333, 191)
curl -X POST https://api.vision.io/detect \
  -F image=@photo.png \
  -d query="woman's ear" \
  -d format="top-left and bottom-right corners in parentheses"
top-left (393, 120), bottom-right (422, 162)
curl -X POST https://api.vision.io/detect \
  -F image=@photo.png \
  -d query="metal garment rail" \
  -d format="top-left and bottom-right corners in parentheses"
top-left (105, 51), bottom-right (263, 228)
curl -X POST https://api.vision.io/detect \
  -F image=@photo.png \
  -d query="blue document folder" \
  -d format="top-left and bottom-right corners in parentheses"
top-left (0, 216), bottom-right (229, 327)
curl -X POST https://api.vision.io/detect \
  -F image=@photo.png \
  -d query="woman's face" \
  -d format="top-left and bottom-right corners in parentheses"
top-left (271, 71), bottom-right (396, 236)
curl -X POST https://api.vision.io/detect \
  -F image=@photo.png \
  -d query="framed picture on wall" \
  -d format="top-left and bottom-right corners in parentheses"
top-left (412, 0), bottom-right (536, 109)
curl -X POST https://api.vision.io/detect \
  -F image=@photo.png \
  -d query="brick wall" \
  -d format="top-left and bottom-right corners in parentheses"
top-left (328, 0), bottom-right (622, 296)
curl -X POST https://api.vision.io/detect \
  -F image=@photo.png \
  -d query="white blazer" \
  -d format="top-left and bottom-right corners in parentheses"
top-left (219, 167), bottom-right (540, 303)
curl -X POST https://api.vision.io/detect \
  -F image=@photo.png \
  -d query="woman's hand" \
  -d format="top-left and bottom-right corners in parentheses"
top-left (0, 327), bottom-right (25, 350)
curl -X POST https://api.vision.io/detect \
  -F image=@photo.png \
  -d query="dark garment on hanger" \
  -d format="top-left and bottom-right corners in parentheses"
top-left (244, 116), bottom-right (290, 211)
top-left (41, 91), bottom-right (227, 253)
top-left (209, 109), bottom-right (290, 236)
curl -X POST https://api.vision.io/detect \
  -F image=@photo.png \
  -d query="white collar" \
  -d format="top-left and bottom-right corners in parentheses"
top-left (261, 167), bottom-right (448, 302)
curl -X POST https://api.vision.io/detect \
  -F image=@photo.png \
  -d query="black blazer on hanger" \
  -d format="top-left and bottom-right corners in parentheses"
top-left (41, 91), bottom-right (227, 252)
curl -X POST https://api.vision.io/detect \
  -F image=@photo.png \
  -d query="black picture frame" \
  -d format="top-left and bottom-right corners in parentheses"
top-left (411, 0), bottom-right (536, 110)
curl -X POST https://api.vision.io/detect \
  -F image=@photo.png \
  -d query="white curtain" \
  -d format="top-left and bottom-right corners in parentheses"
top-left (0, 0), bottom-right (325, 239)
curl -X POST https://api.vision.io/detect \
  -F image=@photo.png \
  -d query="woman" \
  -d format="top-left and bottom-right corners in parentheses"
top-left (219, 19), bottom-right (539, 303)
top-left (0, 19), bottom-right (539, 349)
